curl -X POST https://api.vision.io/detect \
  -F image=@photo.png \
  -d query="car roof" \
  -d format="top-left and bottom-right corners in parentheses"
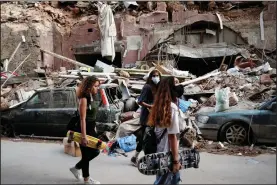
top-left (35, 87), bottom-right (75, 92)
top-left (35, 83), bottom-right (119, 92)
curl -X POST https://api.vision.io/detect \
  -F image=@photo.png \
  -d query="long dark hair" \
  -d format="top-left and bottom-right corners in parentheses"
top-left (148, 76), bottom-right (177, 128)
top-left (77, 76), bottom-right (100, 98)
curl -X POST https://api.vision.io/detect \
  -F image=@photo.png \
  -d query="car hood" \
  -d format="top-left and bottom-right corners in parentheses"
top-left (0, 101), bottom-right (26, 115)
top-left (9, 100), bottom-right (27, 109)
top-left (197, 109), bottom-right (260, 117)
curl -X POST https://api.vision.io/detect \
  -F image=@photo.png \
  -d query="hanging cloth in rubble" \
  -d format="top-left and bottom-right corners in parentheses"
top-left (98, 3), bottom-right (117, 62)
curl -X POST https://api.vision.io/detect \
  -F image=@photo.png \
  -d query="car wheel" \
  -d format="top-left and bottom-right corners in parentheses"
top-left (1, 122), bottom-right (15, 137)
top-left (220, 122), bottom-right (249, 145)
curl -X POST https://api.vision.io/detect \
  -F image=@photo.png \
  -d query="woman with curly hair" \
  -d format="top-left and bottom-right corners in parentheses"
top-left (130, 69), bottom-right (162, 165)
top-left (148, 76), bottom-right (182, 184)
top-left (69, 76), bottom-right (101, 184)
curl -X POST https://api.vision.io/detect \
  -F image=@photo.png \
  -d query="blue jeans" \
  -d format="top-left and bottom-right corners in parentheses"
top-left (154, 172), bottom-right (181, 185)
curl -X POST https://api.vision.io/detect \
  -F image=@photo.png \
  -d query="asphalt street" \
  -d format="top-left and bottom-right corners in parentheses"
top-left (1, 140), bottom-right (276, 184)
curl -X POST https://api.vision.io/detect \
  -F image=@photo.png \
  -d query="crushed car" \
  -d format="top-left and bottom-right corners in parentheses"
top-left (195, 97), bottom-right (276, 145)
top-left (0, 83), bottom-right (131, 138)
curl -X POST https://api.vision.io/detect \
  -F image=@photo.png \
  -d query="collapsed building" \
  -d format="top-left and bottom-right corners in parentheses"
top-left (0, 1), bottom-right (276, 154)
top-left (1, 1), bottom-right (276, 75)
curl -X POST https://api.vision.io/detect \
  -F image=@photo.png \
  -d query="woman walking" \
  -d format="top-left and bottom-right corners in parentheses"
top-left (148, 76), bottom-right (182, 184)
top-left (130, 69), bottom-right (162, 166)
top-left (69, 76), bottom-right (101, 184)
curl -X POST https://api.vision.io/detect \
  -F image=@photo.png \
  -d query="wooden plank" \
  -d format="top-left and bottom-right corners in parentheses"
top-left (40, 49), bottom-right (93, 69)
top-left (180, 72), bottom-right (221, 86)
top-left (114, 68), bottom-right (149, 73)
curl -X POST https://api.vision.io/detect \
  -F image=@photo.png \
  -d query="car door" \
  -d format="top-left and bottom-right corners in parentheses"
top-left (46, 89), bottom-right (77, 137)
top-left (13, 91), bottom-right (51, 136)
top-left (258, 102), bottom-right (277, 142)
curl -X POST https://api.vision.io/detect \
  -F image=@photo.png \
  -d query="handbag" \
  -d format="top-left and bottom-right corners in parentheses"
top-left (143, 127), bottom-right (167, 155)
top-left (67, 99), bottom-right (81, 132)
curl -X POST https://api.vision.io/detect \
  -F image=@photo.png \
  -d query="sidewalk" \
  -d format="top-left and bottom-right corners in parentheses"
top-left (1, 140), bottom-right (276, 184)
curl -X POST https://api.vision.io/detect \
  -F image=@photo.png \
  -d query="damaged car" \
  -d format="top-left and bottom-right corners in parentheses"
top-left (0, 83), bottom-right (129, 138)
top-left (195, 97), bottom-right (276, 145)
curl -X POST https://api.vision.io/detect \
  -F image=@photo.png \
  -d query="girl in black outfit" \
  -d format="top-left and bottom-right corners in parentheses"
top-left (70, 76), bottom-right (101, 184)
top-left (130, 69), bottom-right (162, 166)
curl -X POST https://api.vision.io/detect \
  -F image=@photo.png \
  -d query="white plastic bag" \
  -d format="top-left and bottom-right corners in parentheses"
top-left (227, 67), bottom-right (240, 75)
top-left (215, 87), bottom-right (230, 112)
top-left (262, 62), bottom-right (272, 73)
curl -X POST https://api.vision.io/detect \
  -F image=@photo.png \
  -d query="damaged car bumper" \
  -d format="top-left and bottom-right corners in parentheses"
top-left (195, 115), bottom-right (219, 141)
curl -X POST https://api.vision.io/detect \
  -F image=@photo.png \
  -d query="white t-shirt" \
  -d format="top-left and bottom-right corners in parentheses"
top-left (155, 102), bottom-right (181, 153)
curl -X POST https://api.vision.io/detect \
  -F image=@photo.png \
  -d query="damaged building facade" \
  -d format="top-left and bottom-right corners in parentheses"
top-left (1, 1), bottom-right (276, 76)
top-left (1, 2), bottom-right (277, 154)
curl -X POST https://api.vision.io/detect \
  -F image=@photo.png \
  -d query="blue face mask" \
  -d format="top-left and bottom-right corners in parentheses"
top-left (152, 77), bottom-right (160, 84)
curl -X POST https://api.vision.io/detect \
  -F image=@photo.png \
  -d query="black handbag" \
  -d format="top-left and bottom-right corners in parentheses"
top-left (143, 127), bottom-right (167, 155)
top-left (67, 111), bottom-right (81, 132)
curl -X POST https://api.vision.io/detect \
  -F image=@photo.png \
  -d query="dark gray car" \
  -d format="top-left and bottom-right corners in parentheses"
top-left (1, 86), bottom-right (123, 137)
top-left (195, 97), bottom-right (276, 145)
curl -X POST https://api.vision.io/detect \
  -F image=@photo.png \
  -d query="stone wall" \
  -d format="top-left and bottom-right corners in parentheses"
top-left (1, 3), bottom-right (57, 75)
top-left (1, 22), bottom-right (54, 75)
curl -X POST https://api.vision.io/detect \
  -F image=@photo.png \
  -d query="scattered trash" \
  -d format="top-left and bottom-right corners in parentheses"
top-left (217, 142), bottom-right (225, 149)
top-left (250, 144), bottom-right (254, 151)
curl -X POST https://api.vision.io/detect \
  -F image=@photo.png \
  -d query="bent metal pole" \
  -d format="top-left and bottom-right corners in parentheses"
top-left (1, 53), bottom-right (31, 88)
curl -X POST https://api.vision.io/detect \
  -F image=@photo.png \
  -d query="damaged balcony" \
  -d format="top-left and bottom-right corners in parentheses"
top-left (144, 20), bottom-right (260, 77)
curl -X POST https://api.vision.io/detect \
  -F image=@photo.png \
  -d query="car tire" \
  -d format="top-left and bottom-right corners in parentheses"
top-left (219, 122), bottom-right (251, 145)
top-left (1, 121), bottom-right (15, 137)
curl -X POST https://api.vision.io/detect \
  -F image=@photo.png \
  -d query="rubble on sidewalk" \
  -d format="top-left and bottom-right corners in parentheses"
top-left (194, 140), bottom-right (276, 157)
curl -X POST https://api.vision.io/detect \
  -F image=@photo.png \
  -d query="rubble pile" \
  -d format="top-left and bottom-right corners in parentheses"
top-left (194, 140), bottom-right (276, 157)
top-left (183, 62), bottom-right (276, 111)
top-left (0, 79), bottom-right (47, 110)
top-left (1, 1), bottom-right (276, 156)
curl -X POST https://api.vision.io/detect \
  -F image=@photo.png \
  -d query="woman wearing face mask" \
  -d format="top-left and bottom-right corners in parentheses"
top-left (69, 76), bottom-right (101, 184)
top-left (130, 69), bottom-right (162, 166)
top-left (148, 76), bottom-right (183, 184)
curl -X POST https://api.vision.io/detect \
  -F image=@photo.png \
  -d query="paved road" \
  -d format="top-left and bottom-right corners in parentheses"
top-left (1, 140), bottom-right (276, 184)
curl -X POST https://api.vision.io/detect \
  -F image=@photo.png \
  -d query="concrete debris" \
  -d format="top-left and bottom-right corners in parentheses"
top-left (229, 92), bottom-right (239, 106)
top-left (0, 1), bottom-right (276, 155)
top-left (217, 142), bottom-right (225, 149)
top-left (260, 74), bottom-right (273, 85)
top-left (15, 89), bottom-right (35, 102)
top-left (195, 140), bottom-right (276, 156)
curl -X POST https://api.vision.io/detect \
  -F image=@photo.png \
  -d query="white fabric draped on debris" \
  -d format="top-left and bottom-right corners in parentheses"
top-left (98, 3), bottom-right (117, 62)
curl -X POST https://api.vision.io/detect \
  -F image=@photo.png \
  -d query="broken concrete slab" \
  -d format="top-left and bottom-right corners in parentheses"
top-left (156, 2), bottom-right (167, 12)
top-left (1, 87), bottom-right (12, 97)
top-left (138, 11), bottom-right (168, 25)
top-left (15, 89), bottom-right (35, 102)
top-left (260, 74), bottom-right (273, 85)
top-left (95, 60), bottom-right (115, 73)
top-left (229, 92), bottom-right (239, 106)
